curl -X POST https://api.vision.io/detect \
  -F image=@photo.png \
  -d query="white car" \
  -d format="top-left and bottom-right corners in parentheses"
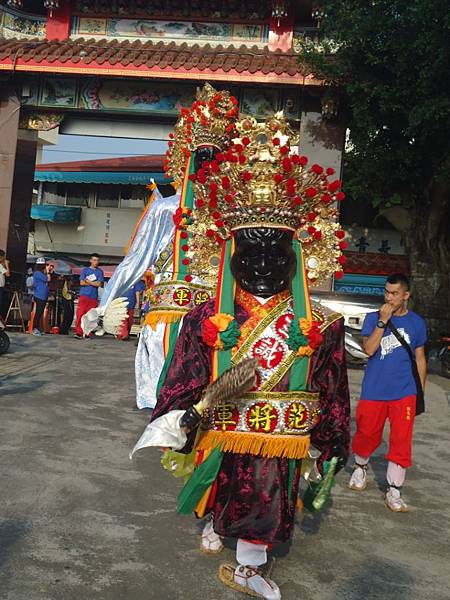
top-left (311, 291), bottom-right (381, 364)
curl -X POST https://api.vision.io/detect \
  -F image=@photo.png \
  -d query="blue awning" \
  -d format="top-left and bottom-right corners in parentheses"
top-left (31, 204), bottom-right (82, 224)
top-left (34, 171), bottom-right (166, 185)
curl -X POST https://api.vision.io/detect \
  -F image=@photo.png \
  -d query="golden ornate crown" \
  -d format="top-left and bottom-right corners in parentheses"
top-left (164, 83), bottom-right (239, 183)
top-left (186, 112), bottom-right (348, 284)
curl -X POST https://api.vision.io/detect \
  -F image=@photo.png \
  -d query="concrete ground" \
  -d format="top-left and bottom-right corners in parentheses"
top-left (0, 332), bottom-right (449, 600)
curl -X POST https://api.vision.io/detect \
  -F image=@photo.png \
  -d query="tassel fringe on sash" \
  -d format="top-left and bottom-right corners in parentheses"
top-left (145, 310), bottom-right (184, 330)
top-left (197, 430), bottom-right (310, 460)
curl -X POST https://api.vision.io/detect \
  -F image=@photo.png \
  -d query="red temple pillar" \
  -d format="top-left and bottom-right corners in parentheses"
top-left (46, 0), bottom-right (71, 41)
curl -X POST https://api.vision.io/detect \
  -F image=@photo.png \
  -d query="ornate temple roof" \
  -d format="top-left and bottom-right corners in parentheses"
top-left (0, 37), bottom-right (314, 84)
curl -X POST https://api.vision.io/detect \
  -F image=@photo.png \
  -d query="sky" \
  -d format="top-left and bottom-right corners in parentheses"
top-left (41, 134), bottom-right (168, 164)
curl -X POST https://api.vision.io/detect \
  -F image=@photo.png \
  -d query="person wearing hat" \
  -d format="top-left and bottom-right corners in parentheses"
top-left (32, 258), bottom-right (51, 336)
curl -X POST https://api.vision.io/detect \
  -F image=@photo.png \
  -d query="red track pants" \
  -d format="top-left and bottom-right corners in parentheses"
top-left (352, 396), bottom-right (416, 468)
top-left (75, 296), bottom-right (98, 336)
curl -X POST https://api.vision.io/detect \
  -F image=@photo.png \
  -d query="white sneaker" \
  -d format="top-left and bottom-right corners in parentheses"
top-left (200, 520), bottom-right (223, 554)
top-left (32, 329), bottom-right (42, 336)
top-left (385, 486), bottom-right (409, 512)
top-left (233, 565), bottom-right (281, 600)
top-left (349, 463), bottom-right (368, 491)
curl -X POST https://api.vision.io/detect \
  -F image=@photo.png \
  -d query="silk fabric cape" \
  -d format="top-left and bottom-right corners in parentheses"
top-left (152, 298), bottom-right (350, 544)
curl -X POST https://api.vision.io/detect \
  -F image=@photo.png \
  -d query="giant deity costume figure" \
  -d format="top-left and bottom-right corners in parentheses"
top-left (132, 111), bottom-right (350, 599)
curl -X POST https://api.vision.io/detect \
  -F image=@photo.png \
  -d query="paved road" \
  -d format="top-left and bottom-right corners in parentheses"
top-left (1, 333), bottom-right (449, 600)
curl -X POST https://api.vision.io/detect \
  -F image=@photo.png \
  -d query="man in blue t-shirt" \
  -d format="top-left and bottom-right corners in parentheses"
top-left (75, 253), bottom-right (105, 338)
top-left (117, 280), bottom-right (146, 341)
top-left (349, 273), bottom-right (427, 512)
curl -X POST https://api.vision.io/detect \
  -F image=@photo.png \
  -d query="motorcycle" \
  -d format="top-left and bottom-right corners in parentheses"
top-left (438, 335), bottom-right (450, 379)
top-left (0, 316), bottom-right (10, 354)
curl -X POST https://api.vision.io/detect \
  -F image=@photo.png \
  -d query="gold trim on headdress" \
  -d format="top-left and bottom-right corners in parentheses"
top-left (187, 111), bottom-right (347, 284)
top-left (164, 83), bottom-right (239, 183)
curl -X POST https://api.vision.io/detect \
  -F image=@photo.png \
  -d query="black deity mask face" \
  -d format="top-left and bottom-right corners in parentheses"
top-left (194, 146), bottom-right (219, 172)
top-left (230, 228), bottom-right (297, 298)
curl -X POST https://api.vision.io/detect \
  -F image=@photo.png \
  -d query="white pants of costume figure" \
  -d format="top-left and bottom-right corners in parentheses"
top-left (201, 522), bottom-right (281, 599)
top-left (135, 323), bottom-right (166, 409)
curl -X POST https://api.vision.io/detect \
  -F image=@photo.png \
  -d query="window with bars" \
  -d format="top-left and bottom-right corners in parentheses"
top-left (41, 183), bottom-right (90, 207)
top-left (95, 185), bottom-right (147, 209)
top-left (66, 184), bottom-right (90, 207)
top-left (42, 182), bottom-right (66, 205)
top-left (41, 183), bottom-right (148, 209)
top-left (120, 185), bottom-right (147, 209)
top-left (96, 185), bottom-right (120, 208)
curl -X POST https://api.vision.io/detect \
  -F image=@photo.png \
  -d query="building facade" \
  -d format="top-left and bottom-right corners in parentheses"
top-left (31, 154), bottom-right (165, 260)
top-left (0, 0), bottom-right (345, 286)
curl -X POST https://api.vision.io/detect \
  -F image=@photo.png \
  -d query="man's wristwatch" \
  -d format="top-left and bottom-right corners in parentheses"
top-left (376, 320), bottom-right (386, 329)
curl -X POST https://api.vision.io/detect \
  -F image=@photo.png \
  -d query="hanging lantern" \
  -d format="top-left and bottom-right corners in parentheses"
top-left (43, 0), bottom-right (60, 17)
top-left (311, 5), bottom-right (326, 26)
top-left (271, 1), bottom-right (288, 27)
top-left (7, 0), bottom-right (24, 9)
top-left (44, 0), bottom-right (60, 9)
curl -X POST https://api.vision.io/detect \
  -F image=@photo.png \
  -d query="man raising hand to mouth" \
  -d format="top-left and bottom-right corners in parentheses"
top-left (349, 273), bottom-right (427, 512)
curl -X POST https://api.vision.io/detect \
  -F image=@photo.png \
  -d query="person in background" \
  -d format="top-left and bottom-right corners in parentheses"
top-left (32, 258), bottom-right (50, 336)
top-left (349, 273), bottom-right (427, 512)
top-left (47, 264), bottom-right (58, 292)
top-left (0, 249), bottom-right (11, 317)
top-left (60, 275), bottom-right (76, 335)
top-left (46, 263), bottom-right (59, 327)
top-left (117, 280), bottom-right (145, 341)
top-left (26, 268), bottom-right (34, 297)
top-left (74, 253), bottom-right (104, 339)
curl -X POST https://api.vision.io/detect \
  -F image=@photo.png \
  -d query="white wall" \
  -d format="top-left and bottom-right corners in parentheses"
top-left (35, 129), bottom-right (59, 165)
top-left (298, 111), bottom-right (346, 291)
top-left (298, 111), bottom-right (345, 174)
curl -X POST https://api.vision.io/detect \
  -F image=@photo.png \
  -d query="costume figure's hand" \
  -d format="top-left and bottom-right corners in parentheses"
top-left (179, 406), bottom-right (202, 433)
top-left (330, 443), bottom-right (347, 471)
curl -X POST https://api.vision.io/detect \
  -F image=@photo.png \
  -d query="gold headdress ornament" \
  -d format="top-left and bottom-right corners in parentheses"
top-left (164, 83), bottom-right (239, 185)
top-left (185, 112), bottom-right (347, 285)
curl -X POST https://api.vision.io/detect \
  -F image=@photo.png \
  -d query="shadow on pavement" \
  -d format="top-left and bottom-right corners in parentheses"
top-left (332, 558), bottom-right (415, 600)
top-left (0, 519), bottom-right (32, 568)
top-left (0, 379), bottom-right (48, 395)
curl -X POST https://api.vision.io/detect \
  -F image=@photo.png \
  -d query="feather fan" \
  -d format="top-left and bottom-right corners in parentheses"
top-left (80, 297), bottom-right (129, 336)
top-left (101, 297), bottom-right (129, 334)
top-left (194, 357), bottom-right (258, 414)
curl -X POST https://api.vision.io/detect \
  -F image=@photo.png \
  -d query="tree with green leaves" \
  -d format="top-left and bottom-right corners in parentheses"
top-left (298, 0), bottom-right (450, 337)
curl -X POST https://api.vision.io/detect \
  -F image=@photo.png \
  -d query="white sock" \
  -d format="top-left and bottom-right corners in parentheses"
top-left (236, 539), bottom-right (267, 567)
top-left (387, 461), bottom-right (406, 487)
top-left (354, 454), bottom-right (370, 466)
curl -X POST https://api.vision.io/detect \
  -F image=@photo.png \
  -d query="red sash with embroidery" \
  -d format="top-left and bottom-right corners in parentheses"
top-left (198, 289), bottom-right (321, 460)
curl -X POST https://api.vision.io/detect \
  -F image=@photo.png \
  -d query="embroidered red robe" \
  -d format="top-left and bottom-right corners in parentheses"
top-left (152, 290), bottom-right (350, 544)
